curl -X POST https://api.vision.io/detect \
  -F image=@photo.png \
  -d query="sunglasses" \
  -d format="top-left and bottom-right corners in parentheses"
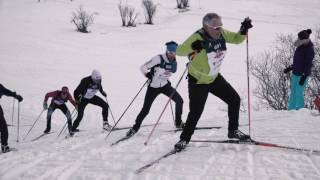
top-left (205, 23), bottom-right (223, 30)
top-left (167, 51), bottom-right (176, 55)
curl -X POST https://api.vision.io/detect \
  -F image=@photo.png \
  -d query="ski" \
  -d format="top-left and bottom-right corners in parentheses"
top-left (111, 135), bottom-right (132, 146)
top-left (190, 139), bottom-right (320, 154)
top-left (135, 149), bottom-right (178, 174)
top-left (165, 126), bottom-right (222, 133)
top-left (102, 124), bottom-right (156, 134)
top-left (111, 124), bottom-right (156, 131)
top-left (30, 132), bottom-right (55, 142)
top-left (102, 127), bottom-right (130, 132)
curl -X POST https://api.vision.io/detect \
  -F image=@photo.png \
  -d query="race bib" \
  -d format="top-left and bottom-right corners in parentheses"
top-left (207, 50), bottom-right (226, 76)
top-left (53, 99), bottom-right (64, 105)
top-left (156, 68), bottom-right (172, 80)
top-left (84, 88), bottom-right (98, 99)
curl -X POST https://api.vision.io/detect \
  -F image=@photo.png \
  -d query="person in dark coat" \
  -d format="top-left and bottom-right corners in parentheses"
top-left (284, 29), bottom-right (314, 110)
top-left (71, 70), bottom-right (111, 134)
top-left (0, 84), bottom-right (23, 153)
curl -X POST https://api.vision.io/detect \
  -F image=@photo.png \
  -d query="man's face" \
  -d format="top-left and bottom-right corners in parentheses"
top-left (166, 51), bottom-right (176, 61)
top-left (204, 18), bottom-right (223, 39)
top-left (61, 91), bottom-right (68, 99)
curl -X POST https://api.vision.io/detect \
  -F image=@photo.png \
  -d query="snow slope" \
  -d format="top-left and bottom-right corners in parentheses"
top-left (0, 0), bottom-right (320, 179)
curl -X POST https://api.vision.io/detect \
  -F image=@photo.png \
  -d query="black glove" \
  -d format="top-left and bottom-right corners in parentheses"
top-left (299, 75), bottom-right (307, 85)
top-left (15, 94), bottom-right (23, 102)
top-left (145, 72), bottom-right (152, 79)
top-left (283, 66), bottom-right (293, 74)
top-left (239, 17), bottom-right (253, 35)
top-left (76, 95), bottom-right (83, 104)
top-left (191, 40), bottom-right (205, 53)
top-left (101, 91), bottom-right (107, 97)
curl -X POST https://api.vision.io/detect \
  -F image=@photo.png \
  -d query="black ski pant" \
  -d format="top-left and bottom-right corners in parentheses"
top-left (133, 83), bottom-right (183, 132)
top-left (0, 105), bottom-right (8, 146)
top-left (46, 103), bottom-right (72, 131)
top-left (72, 96), bottom-right (109, 130)
top-left (180, 74), bottom-right (240, 142)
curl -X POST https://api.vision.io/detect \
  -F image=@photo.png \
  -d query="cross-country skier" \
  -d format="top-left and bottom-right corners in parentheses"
top-left (71, 70), bottom-right (112, 134)
top-left (43, 86), bottom-right (76, 135)
top-left (126, 41), bottom-right (185, 138)
top-left (0, 84), bottom-right (23, 153)
top-left (174, 13), bottom-right (252, 151)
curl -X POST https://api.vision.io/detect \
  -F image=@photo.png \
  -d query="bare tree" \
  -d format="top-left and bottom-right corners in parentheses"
top-left (71, 6), bottom-right (95, 33)
top-left (176, 0), bottom-right (189, 9)
top-left (127, 6), bottom-right (139, 27)
top-left (142, 0), bottom-right (157, 25)
top-left (250, 30), bottom-right (320, 110)
top-left (118, 0), bottom-right (128, 26)
top-left (118, 0), bottom-right (139, 27)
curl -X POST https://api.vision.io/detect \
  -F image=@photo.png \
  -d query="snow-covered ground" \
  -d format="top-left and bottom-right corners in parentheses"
top-left (0, 0), bottom-right (320, 179)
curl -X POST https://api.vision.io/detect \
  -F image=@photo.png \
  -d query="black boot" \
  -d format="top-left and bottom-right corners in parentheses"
top-left (126, 128), bottom-right (136, 137)
top-left (174, 140), bottom-right (188, 152)
top-left (103, 121), bottom-right (112, 131)
top-left (43, 127), bottom-right (50, 134)
top-left (1, 145), bottom-right (10, 153)
top-left (175, 121), bottom-right (185, 129)
top-left (228, 129), bottom-right (250, 140)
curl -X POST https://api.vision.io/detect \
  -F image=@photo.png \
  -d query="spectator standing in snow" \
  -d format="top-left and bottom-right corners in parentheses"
top-left (43, 86), bottom-right (76, 135)
top-left (174, 13), bottom-right (252, 151)
top-left (284, 29), bottom-right (314, 110)
top-left (71, 70), bottom-right (111, 134)
top-left (0, 84), bottom-right (23, 153)
top-left (125, 41), bottom-right (185, 138)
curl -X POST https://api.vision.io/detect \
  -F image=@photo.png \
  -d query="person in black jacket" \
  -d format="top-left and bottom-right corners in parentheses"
top-left (284, 29), bottom-right (314, 110)
top-left (71, 70), bottom-right (111, 134)
top-left (0, 84), bottom-right (23, 153)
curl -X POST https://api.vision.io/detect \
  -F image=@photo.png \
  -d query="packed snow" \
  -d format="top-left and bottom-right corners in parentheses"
top-left (0, 0), bottom-right (320, 179)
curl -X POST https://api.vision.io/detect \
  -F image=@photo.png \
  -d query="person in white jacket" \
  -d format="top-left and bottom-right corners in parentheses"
top-left (126, 41), bottom-right (185, 137)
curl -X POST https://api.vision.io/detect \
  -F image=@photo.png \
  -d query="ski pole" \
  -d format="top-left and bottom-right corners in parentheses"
top-left (23, 109), bottom-right (45, 140)
top-left (169, 100), bottom-right (175, 126)
top-left (105, 79), bottom-right (149, 140)
top-left (144, 66), bottom-right (188, 146)
top-left (246, 33), bottom-right (252, 137)
top-left (11, 98), bottom-right (15, 126)
top-left (105, 98), bottom-right (116, 125)
top-left (16, 102), bottom-right (20, 142)
top-left (57, 108), bottom-right (77, 137)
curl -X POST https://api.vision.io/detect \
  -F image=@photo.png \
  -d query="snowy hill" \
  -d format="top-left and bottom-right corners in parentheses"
top-left (1, 0), bottom-right (320, 179)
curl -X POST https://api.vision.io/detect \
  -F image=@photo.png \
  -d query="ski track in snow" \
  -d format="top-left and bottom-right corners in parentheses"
top-left (1, 113), bottom-right (320, 179)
